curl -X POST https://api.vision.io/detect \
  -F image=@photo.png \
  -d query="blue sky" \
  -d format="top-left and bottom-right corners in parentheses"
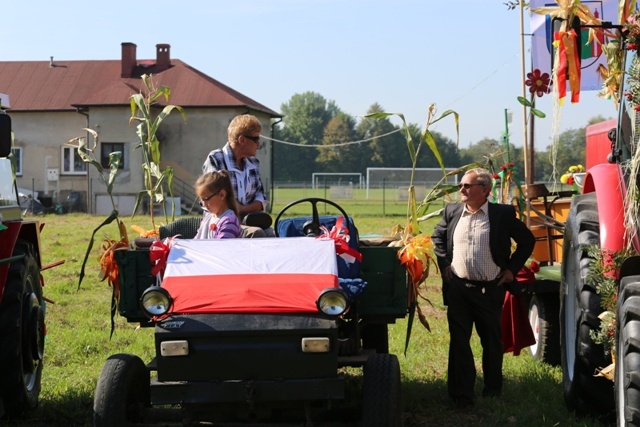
top-left (2, 0), bottom-right (616, 151)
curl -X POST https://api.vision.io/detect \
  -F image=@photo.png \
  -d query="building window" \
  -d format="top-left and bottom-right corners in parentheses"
top-left (11, 147), bottom-right (22, 176)
top-left (62, 146), bottom-right (87, 175)
top-left (101, 143), bottom-right (126, 170)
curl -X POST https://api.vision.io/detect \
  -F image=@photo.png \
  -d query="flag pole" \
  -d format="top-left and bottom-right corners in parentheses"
top-left (520, 1), bottom-right (530, 184)
top-left (520, 0), bottom-right (532, 226)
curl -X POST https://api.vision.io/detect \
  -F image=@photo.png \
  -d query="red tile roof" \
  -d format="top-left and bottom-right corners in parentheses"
top-left (0, 56), bottom-right (281, 116)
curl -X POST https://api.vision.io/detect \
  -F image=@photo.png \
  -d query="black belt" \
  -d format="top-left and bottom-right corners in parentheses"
top-left (452, 274), bottom-right (499, 289)
top-left (464, 278), bottom-right (499, 287)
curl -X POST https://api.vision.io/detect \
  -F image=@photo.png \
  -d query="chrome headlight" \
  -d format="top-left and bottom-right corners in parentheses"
top-left (140, 286), bottom-right (172, 317)
top-left (316, 288), bottom-right (349, 316)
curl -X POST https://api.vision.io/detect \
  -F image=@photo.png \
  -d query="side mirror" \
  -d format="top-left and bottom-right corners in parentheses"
top-left (0, 113), bottom-right (11, 158)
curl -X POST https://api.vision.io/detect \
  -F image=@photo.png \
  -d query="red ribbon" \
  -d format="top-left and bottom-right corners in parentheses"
top-left (317, 217), bottom-right (362, 263)
top-left (554, 29), bottom-right (581, 104)
top-left (149, 238), bottom-right (173, 277)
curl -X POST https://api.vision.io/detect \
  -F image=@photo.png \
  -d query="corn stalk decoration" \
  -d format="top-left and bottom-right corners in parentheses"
top-left (130, 74), bottom-right (187, 230)
top-left (68, 129), bottom-right (128, 336)
top-left (364, 104), bottom-right (461, 354)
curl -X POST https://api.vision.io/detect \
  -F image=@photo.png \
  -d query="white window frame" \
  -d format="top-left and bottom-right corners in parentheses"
top-left (61, 146), bottom-right (87, 175)
top-left (11, 146), bottom-right (22, 176)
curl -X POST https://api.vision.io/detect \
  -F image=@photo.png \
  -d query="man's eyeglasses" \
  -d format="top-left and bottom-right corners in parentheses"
top-left (242, 135), bottom-right (261, 145)
top-left (457, 183), bottom-right (484, 190)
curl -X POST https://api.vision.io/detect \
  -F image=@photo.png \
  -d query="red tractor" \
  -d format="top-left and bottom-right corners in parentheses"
top-left (558, 19), bottom-right (640, 425)
top-left (0, 96), bottom-right (49, 418)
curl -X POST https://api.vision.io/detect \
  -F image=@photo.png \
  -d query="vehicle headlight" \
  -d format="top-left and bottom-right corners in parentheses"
top-left (140, 286), bottom-right (172, 317)
top-left (316, 288), bottom-right (349, 316)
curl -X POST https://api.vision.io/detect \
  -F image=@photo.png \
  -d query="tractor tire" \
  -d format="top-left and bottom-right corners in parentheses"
top-left (362, 353), bottom-right (402, 427)
top-left (560, 193), bottom-right (614, 415)
top-left (93, 354), bottom-right (150, 427)
top-left (528, 293), bottom-right (561, 366)
top-left (615, 276), bottom-right (640, 426)
top-left (0, 241), bottom-right (44, 418)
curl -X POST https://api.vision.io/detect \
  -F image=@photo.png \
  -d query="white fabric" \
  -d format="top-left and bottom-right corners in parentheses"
top-left (163, 237), bottom-right (338, 278)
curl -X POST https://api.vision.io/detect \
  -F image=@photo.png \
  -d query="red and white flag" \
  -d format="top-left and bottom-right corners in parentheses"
top-left (162, 237), bottom-right (339, 314)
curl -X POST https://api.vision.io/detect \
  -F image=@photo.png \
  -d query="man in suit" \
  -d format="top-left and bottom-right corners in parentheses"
top-left (431, 168), bottom-right (535, 408)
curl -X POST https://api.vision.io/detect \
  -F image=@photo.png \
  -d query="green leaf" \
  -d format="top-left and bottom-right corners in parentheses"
top-left (517, 96), bottom-right (533, 107)
top-left (77, 210), bottom-right (119, 290)
top-left (531, 108), bottom-right (546, 118)
top-left (106, 152), bottom-right (122, 192)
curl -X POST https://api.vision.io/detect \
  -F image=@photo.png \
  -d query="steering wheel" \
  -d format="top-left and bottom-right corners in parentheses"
top-left (274, 197), bottom-right (351, 237)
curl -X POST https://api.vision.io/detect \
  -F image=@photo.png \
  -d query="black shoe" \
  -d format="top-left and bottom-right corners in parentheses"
top-left (482, 388), bottom-right (501, 398)
top-left (451, 397), bottom-right (474, 408)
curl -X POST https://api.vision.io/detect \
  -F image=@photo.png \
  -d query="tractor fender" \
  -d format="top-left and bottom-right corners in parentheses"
top-left (581, 163), bottom-right (626, 252)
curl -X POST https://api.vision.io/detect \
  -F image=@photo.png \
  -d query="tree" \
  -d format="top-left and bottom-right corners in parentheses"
top-left (275, 92), bottom-right (338, 181)
top-left (316, 113), bottom-right (364, 173)
top-left (357, 103), bottom-right (407, 168)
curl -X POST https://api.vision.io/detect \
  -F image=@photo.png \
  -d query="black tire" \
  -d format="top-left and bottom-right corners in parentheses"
top-left (615, 276), bottom-right (640, 426)
top-left (0, 241), bottom-right (44, 418)
top-left (560, 193), bottom-right (613, 415)
top-left (93, 354), bottom-right (150, 427)
top-left (362, 353), bottom-right (402, 427)
top-left (361, 324), bottom-right (389, 354)
top-left (528, 293), bottom-right (561, 366)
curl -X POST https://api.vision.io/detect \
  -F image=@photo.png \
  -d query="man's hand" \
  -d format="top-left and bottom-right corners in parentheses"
top-left (496, 269), bottom-right (514, 286)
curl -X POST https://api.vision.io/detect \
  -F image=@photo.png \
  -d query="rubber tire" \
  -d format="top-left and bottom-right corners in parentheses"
top-left (560, 193), bottom-right (614, 415)
top-left (0, 241), bottom-right (44, 418)
top-left (615, 276), bottom-right (640, 426)
top-left (93, 354), bottom-right (150, 427)
top-left (528, 293), bottom-right (561, 366)
top-left (362, 353), bottom-right (402, 427)
top-left (361, 324), bottom-right (389, 354)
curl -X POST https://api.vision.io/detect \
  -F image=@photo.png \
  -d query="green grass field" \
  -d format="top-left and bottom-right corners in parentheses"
top-left (6, 203), bottom-right (614, 426)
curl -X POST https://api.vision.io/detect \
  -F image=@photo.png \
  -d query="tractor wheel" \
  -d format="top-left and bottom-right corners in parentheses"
top-left (560, 193), bottom-right (613, 415)
top-left (93, 354), bottom-right (150, 427)
top-left (528, 293), bottom-right (560, 366)
top-left (362, 353), bottom-right (402, 427)
top-left (615, 276), bottom-right (640, 426)
top-left (0, 241), bottom-right (44, 418)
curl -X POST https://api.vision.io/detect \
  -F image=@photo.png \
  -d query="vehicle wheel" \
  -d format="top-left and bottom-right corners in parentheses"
top-left (362, 353), bottom-right (402, 427)
top-left (528, 293), bottom-right (560, 366)
top-left (560, 193), bottom-right (613, 415)
top-left (0, 241), bottom-right (44, 418)
top-left (93, 354), bottom-right (150, 427)
top-left (615, 276), bottom-right (640, 427)
top-left (361, 324), bottom-right (389, 354)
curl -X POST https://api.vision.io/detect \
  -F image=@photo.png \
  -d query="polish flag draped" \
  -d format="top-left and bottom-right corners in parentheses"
top-left (161, 237), bottom-right (339, 314)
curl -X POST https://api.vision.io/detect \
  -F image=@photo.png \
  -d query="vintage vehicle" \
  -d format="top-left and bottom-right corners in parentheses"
top-left (0, 95), bottom-right (50, 418)
top-left (93, 198), bottom-right (408, 426)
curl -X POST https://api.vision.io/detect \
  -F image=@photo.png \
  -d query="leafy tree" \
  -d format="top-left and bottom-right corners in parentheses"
top-left (317, 113), bottom-right (364, 173)
top-left (357, 103), bottom-right (407, 168)
top-left (275, 92), bottom-right (338, 181)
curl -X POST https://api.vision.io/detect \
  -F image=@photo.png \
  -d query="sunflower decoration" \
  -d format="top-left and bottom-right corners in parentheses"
top-left (525, 69), bottom-right (552, 97)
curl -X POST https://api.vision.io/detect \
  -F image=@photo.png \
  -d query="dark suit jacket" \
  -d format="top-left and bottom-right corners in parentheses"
top-left (431, 202), bottom-right (535, 304)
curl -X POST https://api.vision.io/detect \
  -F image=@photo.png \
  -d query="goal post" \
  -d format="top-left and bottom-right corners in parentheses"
top-left (311, 172), bottom-right (364, 189)
top-left (365, 167), bottom-right (460, 199)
